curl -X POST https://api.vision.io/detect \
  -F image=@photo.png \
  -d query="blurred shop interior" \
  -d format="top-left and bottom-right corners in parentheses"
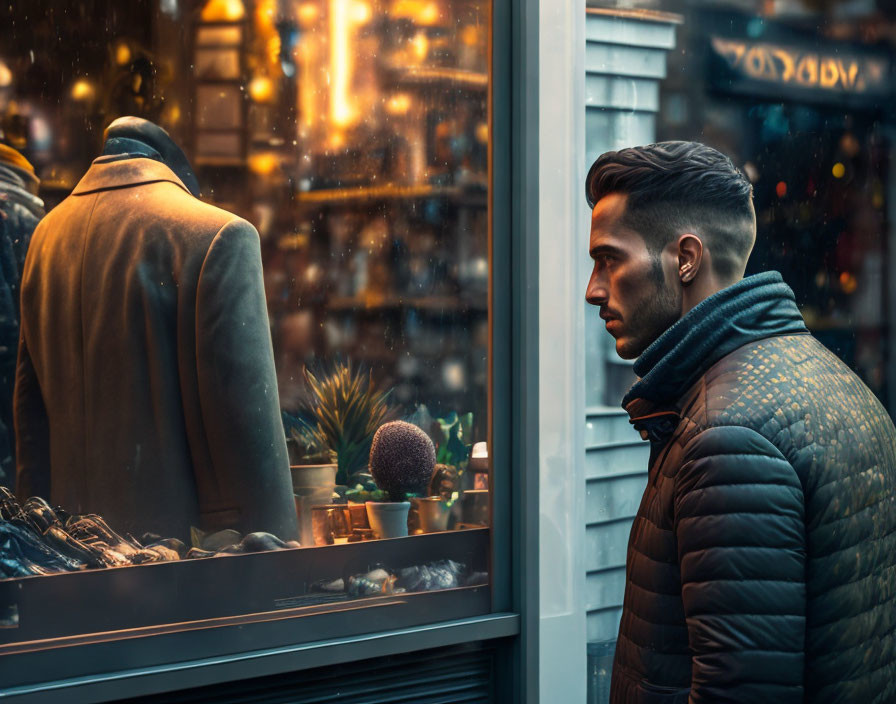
top-left (657, 0), bottom-right (896, 412)
top-left (0, 0), bottom-right (489, 435)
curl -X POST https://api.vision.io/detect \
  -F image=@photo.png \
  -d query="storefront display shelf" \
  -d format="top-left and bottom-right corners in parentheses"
top-left (295, 184), bottom-right (487, 206)
top-left (386, 66), bottom-right (489, 90)
top-left (0, 528), bottom-right (490, 650)
top-left (325, 296), bottom-right (488, 314)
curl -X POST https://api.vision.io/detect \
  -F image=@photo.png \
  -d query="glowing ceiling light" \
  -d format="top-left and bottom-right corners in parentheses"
top-left (330, 0), bottom-right (370, 128)
top-left (411, 31), bottom-right (429, 62)
top-left (385, 93), bottom-right (412, 115)
top-left (255, 0), bottom-right (275, 31)
top-left (832, 162), bottom-right (845, 179)
top-left (352, 1), bottom-right (372, 23)
top-left (249, 75), bottom-right (274, 102)
top-left (0, 61), bottom-right (12, 88)
top-left (200, 0), bottom-right (245, 22)
top-left (70, 79), bottom-right (96, 102)
top-left (249, 152), bottom-right (279, 175)
top-left (391, 0), bottom-right (440, 25)
top-left (114, 42), bottom-right (132, 66)
top-left (297, 2), bottom-right (319, 27)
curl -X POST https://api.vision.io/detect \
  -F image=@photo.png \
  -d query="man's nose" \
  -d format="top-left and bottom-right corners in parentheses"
top-left (585, 274), bottom-right (607, 307)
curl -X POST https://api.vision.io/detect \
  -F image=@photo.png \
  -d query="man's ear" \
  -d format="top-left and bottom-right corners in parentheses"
top-left (677, 234), bottom-right (704, 284)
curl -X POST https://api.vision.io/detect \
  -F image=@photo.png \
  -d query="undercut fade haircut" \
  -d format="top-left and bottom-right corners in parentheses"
top-left (585, 141), bottom-right (756, 281)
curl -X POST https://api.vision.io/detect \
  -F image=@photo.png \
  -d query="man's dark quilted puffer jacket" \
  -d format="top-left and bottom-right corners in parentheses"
top-left (609, 272), bottom-right (896, 704)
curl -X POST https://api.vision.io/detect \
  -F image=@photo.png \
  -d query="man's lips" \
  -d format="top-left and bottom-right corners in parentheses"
top-left (601, 313), bottom-right (622, 332)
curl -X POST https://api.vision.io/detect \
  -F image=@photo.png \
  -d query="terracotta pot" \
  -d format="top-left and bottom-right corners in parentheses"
top-left (412, 496), bottom-right (451, 533)
top-left (348, 502), bottom-right (371, 530)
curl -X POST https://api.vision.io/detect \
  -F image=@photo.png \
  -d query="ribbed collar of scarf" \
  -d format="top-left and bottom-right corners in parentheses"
top-left (622, 271), bottom-right (808, 413)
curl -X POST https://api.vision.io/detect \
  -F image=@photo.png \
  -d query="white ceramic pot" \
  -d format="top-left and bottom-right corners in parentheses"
top-left (365, 501), bottom-right (411, 539)
top-left (291, 464), bottom-right (337, 546)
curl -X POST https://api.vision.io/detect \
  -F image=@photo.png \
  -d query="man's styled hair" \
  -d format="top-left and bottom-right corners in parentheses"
top-left (585, 141), bottom-right (755, 280)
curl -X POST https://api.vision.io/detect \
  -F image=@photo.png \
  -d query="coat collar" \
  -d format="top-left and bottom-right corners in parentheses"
top-left (622, 271), bottom-right (809, 432)
top-left (71, 156), bottom-right (192, 197)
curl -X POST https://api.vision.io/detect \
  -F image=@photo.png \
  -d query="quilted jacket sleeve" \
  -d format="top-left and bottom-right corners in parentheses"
top-left (194, 219), bottom-right (298, 540)
top-left (674, 425), bottom-right (806, 703)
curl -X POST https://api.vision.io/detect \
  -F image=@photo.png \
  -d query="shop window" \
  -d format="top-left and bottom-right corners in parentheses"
top-left (0, 0), bottom-right (493, 661)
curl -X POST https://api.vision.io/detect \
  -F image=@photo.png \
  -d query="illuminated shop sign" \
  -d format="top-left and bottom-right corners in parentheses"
top-left (709, 36), bottom-right (892, 104)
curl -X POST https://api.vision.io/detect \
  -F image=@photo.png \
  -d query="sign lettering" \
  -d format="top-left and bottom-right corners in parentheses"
top-left (711, 37), bottom-right (889, 97)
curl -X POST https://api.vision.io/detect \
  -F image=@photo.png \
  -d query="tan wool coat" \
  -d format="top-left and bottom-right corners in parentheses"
top-left (14, 155), bottom-right (298, 542)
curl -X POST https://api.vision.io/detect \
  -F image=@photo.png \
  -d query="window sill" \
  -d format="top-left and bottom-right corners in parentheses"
top-left (2, 612), bottom-right (520, 703)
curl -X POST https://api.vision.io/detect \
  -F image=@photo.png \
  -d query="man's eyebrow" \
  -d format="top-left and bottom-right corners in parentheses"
top-left (589, 243), bottom-right (625, 260)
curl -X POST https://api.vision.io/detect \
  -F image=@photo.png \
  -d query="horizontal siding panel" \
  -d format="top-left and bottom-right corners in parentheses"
top-left (585, 519), bottom-right (633, 573)
top-left (586, 473), bottom-right (646, 525)
top-left (585, 43), bottom-right (667, 79)
top-left (585, 566), bottom-right (627, 613)
top-left (585, 75), bottom-right (659, 112)
top-left (585, 409), bottom-right (638, 445)
top-left (586, 109), bottom-right (656, 162)
top-left (585, 15), bottom-right (677, 50)
top-left (588, 606), bottom-right (623, 643)
top-left (585, 441), bottom-right (649, 480)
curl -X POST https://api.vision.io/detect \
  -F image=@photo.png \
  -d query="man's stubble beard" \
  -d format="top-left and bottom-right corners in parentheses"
top-left (617, 259), bottom-right (681, 360)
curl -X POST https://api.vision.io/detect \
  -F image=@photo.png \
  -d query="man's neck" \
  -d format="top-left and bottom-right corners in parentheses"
top-left (680, 274), bottom-right (740, 317)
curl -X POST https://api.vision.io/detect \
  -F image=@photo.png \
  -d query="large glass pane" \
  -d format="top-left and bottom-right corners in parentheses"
top-left (0, 0), bottom-right (492, 657)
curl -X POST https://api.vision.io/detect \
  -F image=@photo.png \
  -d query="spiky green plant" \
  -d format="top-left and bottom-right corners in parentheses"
top-left (301, 362), bottom-right (395, 485)
top-left (288, 426), bottom-right (336, 465)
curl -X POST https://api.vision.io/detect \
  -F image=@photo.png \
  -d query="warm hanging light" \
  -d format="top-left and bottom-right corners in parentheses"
top-left (200, 0), bottom-right (245, 22)
top-left (390, 0), bottom-right (440, 25)
top-left (249, 151), bottom-right (279, 175)
top-left (385, 93), bottom-right (412, 115)
top-left (411, 31), bottom-right (429, 62)
top-left (330, 0), bottom-right (371, 128)
top-left (832, 162), bottom-right (846, 179)
top-left (249, 75), bottom-right (274, 103)
top-left (70, 79), bottom-right (96, 102)
top-left (114, 41), bottom-right (132, 66)
top-left (297, 2), bottom-right (319, 27)
top-left (0, 61), bottom-right (12, 88)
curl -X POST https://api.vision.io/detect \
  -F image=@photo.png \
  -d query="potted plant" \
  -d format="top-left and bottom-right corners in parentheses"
top-left (344, 471), bottom-right (386, 532)
top-left (300, 362), bottom-right (395, 487)
top-left (366, 421), bottom-right (436, 539)
top-left (284, 420), bottom-right (338, 546)
top-left (407, 408), bottom-right (475, 531)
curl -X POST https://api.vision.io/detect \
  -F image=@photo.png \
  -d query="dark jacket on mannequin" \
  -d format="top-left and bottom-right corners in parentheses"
top-left (0, 145), bottom-right (44, 488)
top-left (609, 272), bottom-right (896, 704)
top-left (14, 117), bottom-right (298, 542)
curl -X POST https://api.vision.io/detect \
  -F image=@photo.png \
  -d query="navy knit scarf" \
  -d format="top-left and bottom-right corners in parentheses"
top-left (622, 271), bottom-right (809, 408)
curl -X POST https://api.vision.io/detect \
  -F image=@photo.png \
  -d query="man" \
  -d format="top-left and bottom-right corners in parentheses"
top-left (15, 116), bottom-right (298, 543)
top-left (585, 141), bottom-right (895, 702)
top-left (0, 143), bottom-right (44, 488)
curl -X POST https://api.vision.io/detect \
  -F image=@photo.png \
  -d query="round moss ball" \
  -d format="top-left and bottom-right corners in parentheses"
top-left (369, 421), bottom-right (437, 498)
